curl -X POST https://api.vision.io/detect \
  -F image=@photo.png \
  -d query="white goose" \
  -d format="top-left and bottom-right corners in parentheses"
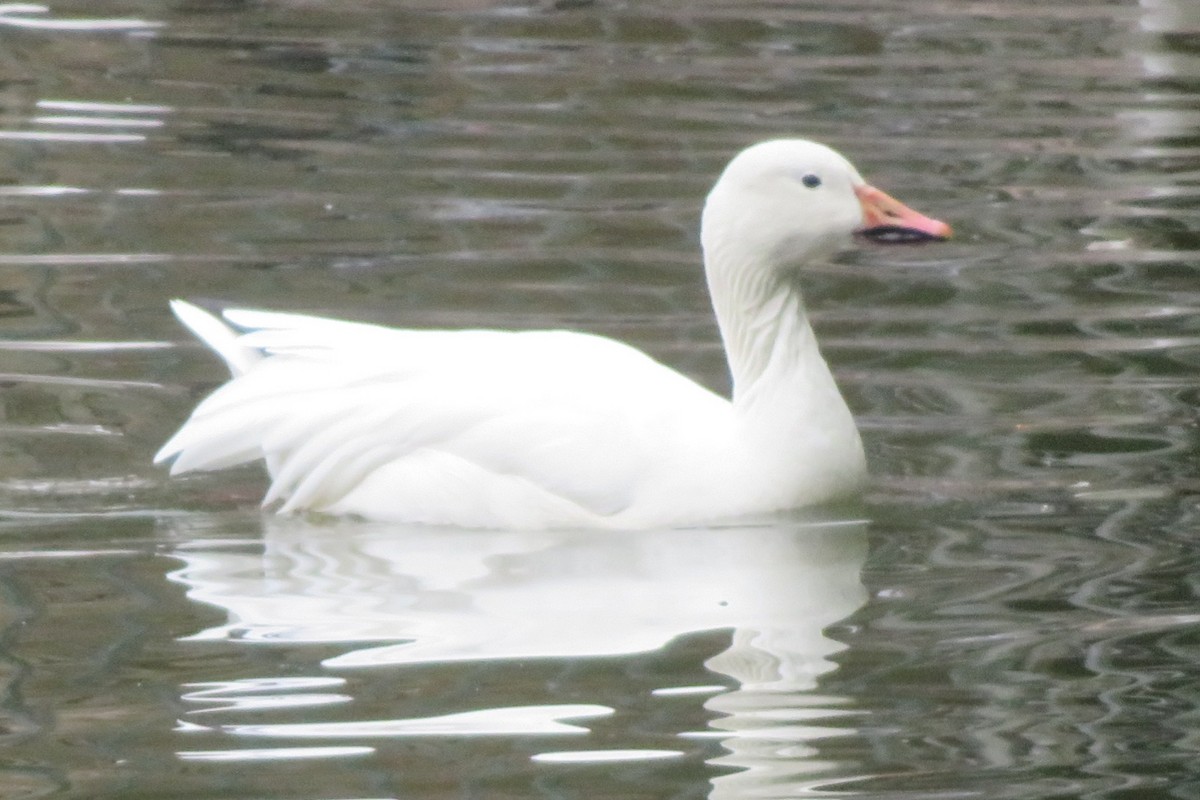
top-left (156, 139), bottom-right (950, 529)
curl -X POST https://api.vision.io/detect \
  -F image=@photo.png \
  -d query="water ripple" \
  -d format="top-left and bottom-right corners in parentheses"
top-left (218, 704), bottom-right (615, 738)
top-left (0, 3), bottom-right (161, 32)
top-left (177, 745), bottom-right (374, 762)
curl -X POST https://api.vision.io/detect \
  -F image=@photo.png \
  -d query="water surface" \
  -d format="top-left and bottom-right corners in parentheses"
top-left (2, 1), bottom-right (1200, 798)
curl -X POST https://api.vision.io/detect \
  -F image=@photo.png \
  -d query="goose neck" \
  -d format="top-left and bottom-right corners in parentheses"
top-left (706, 258), bottom-right (822, 405)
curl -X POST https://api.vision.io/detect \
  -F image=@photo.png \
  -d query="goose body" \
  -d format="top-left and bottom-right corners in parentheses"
top-left (156, 139), bottom-right (950, 529)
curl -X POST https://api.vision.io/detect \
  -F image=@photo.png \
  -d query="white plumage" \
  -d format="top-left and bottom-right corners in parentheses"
top-left (156, 139), bottom-right (950, 529)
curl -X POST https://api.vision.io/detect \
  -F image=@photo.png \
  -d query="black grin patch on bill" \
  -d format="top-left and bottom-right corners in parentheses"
top-left (859, 225), bottom-right (949, 244)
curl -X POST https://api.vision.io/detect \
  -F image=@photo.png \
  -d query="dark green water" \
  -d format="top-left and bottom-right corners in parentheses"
top-left (1, 0), bottom-right (1200, 797)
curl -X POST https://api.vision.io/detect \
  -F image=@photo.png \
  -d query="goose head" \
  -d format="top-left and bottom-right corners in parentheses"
top-left (699, 138), bottom-right (952, 401)
top-left (701, 138), bottom-right (951, 275)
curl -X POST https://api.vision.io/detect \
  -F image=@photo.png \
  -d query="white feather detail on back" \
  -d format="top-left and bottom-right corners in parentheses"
top-left (156, 303), bottom-right (735, 528)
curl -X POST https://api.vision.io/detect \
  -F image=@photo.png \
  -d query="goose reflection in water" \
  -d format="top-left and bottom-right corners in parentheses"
top-left (167, 516), bottom-right (868, 797)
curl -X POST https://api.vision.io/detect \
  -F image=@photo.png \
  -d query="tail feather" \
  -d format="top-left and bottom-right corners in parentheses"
top-left (153, 402), bottom-right (273, 471)
top-left (169, 299), bottom-right (259, 376)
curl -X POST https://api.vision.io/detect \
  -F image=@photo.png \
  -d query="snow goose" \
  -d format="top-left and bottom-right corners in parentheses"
top-left (155, 139), bottom-right (951, 528)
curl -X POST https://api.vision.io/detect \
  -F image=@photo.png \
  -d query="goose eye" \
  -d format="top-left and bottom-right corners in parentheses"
top-left (801, 174), bottom-right (822, 189)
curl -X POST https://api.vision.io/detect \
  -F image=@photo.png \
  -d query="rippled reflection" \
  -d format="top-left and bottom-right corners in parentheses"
top-left (0, 3), bottom-right (161, 32)
top-left (167, 515), bottom-right (868, 795)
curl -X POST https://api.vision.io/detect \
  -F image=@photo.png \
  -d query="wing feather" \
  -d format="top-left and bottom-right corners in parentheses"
top-left (158, 301), bottom-right (733, 524)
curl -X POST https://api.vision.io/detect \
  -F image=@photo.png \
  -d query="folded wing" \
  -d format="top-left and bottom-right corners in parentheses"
top-left (156, 302), bottom-right (732, 527)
